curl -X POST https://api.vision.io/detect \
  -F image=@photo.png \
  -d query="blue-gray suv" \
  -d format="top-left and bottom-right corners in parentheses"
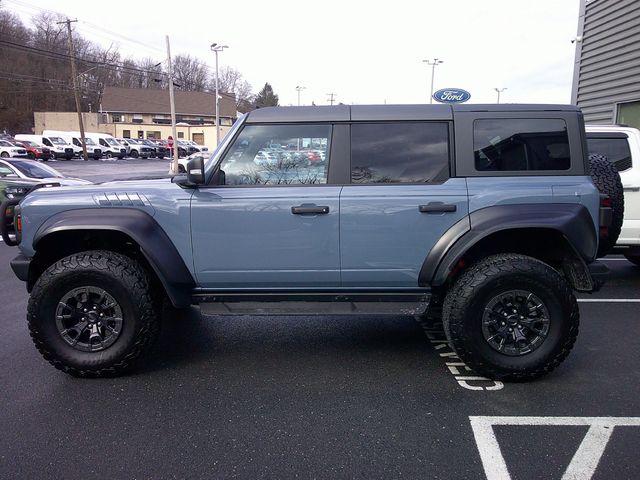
top-left (3, 104), bottom-right (611, 380)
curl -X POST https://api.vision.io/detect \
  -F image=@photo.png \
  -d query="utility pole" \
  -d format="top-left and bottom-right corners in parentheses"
top-left (59, 18), bottom-right (87, 160)
top-left (494, 87), bottom-right (508, 104)
top-left (166, 35), bottom-right (179, 175)
top-left (327, 93), bottom-right (336, 105)
top-left (422, 58), bottom-right (444, 104)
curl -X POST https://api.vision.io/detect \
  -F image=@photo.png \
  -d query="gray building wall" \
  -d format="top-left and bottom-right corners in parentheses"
top-left (571, 0), bottom-right (640, 125)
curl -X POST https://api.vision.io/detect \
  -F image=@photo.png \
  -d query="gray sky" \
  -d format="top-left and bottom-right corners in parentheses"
top-left (6, 0), bottom-right (581, 106)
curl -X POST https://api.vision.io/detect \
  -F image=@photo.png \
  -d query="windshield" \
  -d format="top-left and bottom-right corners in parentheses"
top-left (9, 160), bottom-right (63, 179)
top-left (105, 137), bottom-right (119, 146)
top-left (204, 114), bottom-right (246, 179)
top-left (20, 140), bottom-right (39, 148)
top-left (81, 138), bottom-right (97, 145)
top-left (49, 137), bottom-right (67, 145)
top-left (0, 140), bottom-right (12, 147)
top-left (126, 139), bottom-right (139, 144)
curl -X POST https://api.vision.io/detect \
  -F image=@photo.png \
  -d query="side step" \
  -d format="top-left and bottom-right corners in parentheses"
top-left (193, 291), bottom-right (432, 316)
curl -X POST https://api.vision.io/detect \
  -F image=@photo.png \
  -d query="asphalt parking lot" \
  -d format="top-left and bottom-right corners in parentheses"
top-left (1, 161), bottom-right (639, 479)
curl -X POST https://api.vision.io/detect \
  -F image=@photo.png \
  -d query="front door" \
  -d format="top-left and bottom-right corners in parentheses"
top-left (191, 123), bottom-right (340, 289)
top-left (340, 121), bottom-right (469, 287)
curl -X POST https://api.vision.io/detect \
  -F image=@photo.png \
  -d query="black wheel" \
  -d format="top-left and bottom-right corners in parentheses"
top-left (589, 153), bottom-right (624, 257)
top-left (105, 152), bottom-right (113, 159)
top-left (442, 254), bottom-right (579, 381)
top-left (0, 152), bottom-right (9, 158)
top-left (130, 150), bottom-right (139, 158)
top-left (28, 250), bottom-right (161, 377)
top-left (178, 164), bottom-right (186, 173)
top-left (27, 152), bottom-right (35, 159)
top-left (624, 253), bottom-right (640, 266)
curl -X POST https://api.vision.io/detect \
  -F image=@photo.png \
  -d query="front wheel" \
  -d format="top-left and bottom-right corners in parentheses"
top-left (28, 251), bottom-right (161, 377)
top-left (442, 254), bottom-right (579, 381)
top-left (0, 152), bottom-right (9, 158)
top-left (130, 150), bottom-right (139, 158)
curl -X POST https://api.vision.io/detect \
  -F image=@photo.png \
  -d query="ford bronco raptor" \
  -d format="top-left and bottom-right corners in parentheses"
top-left (3, 104), bottom-right (612, 380)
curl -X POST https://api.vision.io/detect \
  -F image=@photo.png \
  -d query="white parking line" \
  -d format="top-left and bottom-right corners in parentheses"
top-left (577, 298), bottom-right (640, 303)
top-left (470, 416), bottom-right (640, 480)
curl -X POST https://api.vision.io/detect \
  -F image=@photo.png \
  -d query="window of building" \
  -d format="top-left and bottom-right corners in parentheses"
top-left (617, 100), bottom-right (640, 130)
top-left (146, 131), bottom-right (161, 140)
top-left (220, 117), bottom-right (234, 126)
top-left (177, 132), bottom-right (184, 139)
top-left (474, 119), bottom-right (570, 171)
top-left (351, 122), bottom-right (449, 184)
top-left (111, 113), bottom-right (122, 123)
top-left (137, 131), bottom-right (144, 139)
top-left (217, 124), bottom-right (330, 186)
top-left (587, 135), bottom-right (632, 172)
top-left (132, 115), bottom-right (144, 124)
top-left (122, 130), bottom-right (131, 138)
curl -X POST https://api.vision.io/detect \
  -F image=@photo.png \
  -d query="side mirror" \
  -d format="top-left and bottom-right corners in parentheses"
top-left (186, 155), bottom-right (205, 185)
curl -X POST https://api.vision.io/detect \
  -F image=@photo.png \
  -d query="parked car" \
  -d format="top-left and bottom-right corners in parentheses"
top-left (15, 134), bottom-right (75, 160)
top-left (184, 140), bottom-right (209, 152)
top-left (586, 124), bottom-right (640, 265)
top-left (42, 130), bottom-right (103, 160)
top-left (1, 177), bottom-right (60, 246)
top-left (0, 140), bottom-right (28, 158)
top-left (12, 140), bottom-right (52, 161)
top-left (84, 132), bottom-right (126, 159)
top-left (0, 158), bottom-right (91, 186)
top-left (117, 138), bottom-right (152, 159)
top-left (4, 104), bottom-right (616, 381)
top-left (157, 140), bottom-right (183, 157)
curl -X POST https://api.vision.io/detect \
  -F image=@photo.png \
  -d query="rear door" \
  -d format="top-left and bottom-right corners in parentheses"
top-left (191, 123), bottom-right (342, 288)
top-left (339, 122), bottom-right (469, 287)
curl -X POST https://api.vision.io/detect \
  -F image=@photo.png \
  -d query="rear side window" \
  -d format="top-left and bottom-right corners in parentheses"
top-left (587, 137), bottom-right (632, 172)
top-left (351, 122), bottom-right (449, 184)
top-left (474, 119), bottom-right (570, 171)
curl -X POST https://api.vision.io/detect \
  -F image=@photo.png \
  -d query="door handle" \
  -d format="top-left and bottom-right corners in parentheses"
top-left (419, 203), bottom-right (457, 213)
top-left (291, 205), bottom-right (330, 215)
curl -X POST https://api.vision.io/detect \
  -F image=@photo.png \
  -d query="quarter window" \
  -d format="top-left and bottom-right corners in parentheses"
top-left (474, 119), bottom-right (570, 171)
top-left (217, 124), bottom-right (330, 186)
top-left (350, 122), bottom-right (450, 184)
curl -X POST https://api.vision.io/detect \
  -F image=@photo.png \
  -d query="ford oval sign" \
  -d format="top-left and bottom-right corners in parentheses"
top-left (432, 88), bottom-right (471, 104)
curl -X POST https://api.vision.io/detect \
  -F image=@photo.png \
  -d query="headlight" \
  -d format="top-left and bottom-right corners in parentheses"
top-left (4, 186), bottom-right (28, 198)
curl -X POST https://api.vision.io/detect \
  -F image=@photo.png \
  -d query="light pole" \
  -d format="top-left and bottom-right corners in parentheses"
top-left (295, 85), bottom-right (306, 106)
top-left (210, 43), bottom-right (228, 145)
top-left (423, 58), bottom-right (443, 104)
top-left (494, 87), bottom-right (507, 104)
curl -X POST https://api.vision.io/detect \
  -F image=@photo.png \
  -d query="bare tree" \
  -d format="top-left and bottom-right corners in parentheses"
top-left (210, 66), bottom-right (254, 112)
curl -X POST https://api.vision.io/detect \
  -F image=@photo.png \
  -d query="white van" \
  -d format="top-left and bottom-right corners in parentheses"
top-left (42, 130), bottom-right (103, 160)
top-left (84, 132), bottom-right (126, 159)
top-left (15, 134), bottom-right (75, 160)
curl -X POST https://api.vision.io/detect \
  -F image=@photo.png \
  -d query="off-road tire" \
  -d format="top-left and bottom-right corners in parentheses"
top-left (589, 153), bottom-right (624, 257)
top-left (28, 250), bottom-right (161, 377)
top-left (442, 254), bottom-right (579, 381)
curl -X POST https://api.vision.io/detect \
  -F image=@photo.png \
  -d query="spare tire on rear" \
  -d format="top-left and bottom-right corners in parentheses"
top-left (589, 153), bottom-right (624, 258)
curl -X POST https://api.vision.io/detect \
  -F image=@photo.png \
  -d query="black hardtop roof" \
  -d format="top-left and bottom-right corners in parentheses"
top-left (245, 104), bottom-right (580, 123)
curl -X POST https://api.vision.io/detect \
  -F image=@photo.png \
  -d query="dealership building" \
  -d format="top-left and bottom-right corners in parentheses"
top-left (572, 0), bottom-right (640, 129)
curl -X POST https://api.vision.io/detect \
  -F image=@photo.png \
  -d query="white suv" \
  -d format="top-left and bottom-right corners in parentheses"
top-left (586, 124), bottom-right (640, 264)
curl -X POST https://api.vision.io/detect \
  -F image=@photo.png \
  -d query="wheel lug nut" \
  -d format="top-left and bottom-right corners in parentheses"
top-left (509, 328), bottom-right (513, 332)
top-left (83, 308), bottom-right (87, 312)
top-left (501, 321), bottom-right (506, 325)
top-left (100, 313), bottom-right (104, 317)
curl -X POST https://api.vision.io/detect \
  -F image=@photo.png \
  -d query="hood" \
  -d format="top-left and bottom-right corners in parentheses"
top-left (41, 177), bottom-right (92, 186)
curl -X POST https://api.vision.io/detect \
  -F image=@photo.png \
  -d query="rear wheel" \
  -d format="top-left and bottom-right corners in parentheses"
top-left (0, 152), bottom-right (9, 158)
top-left (28, 250), bottom-right (161, 377)
top-left (130, 150), bottom-right (139, 158)
top-left (27, 152), bottom-right (35, 159)
top-left (105, 152), bottom-right (113, 159)
top-left (442, 254), bottom-right (579, 381)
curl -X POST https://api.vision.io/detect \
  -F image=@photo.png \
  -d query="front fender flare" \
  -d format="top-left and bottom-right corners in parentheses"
top-left (33, 208), bottom-right (195, 307)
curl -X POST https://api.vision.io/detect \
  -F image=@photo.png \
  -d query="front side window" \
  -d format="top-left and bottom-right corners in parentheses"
top-left (474, 119), bottom-right (570, 171)
top-left (217, 124), bottom-right (330, 186)
top-left (351, 122), bottom-right (450, 184)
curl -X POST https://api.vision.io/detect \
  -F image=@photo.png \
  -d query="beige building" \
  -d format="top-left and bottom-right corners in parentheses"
top-left (34, 86), bottom-right (238, 146)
